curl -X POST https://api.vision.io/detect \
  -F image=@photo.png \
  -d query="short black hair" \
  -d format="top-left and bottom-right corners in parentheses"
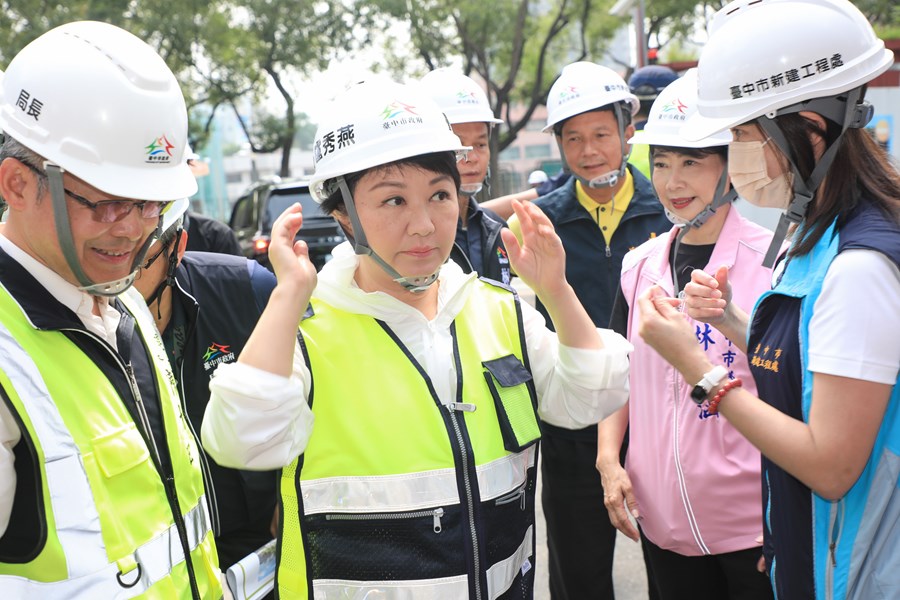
top-left (649, 145), bottom-right (727, 160)
top-left (552, 103), bottom-right (633, 137)
top-left (320, 151), bottom-right (462, 215)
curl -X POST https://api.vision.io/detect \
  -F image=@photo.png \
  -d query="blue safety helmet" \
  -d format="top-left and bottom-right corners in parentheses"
top-left (628, 65), bottom-right (679, 101)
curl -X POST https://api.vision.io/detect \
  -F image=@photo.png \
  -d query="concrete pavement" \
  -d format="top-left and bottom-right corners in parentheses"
top-left (512, 278), bottom-right (649, 599)
top-left (532, 465), bottom-right (649, 600)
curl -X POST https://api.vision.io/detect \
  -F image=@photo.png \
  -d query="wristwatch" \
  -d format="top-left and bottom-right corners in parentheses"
top-left (690, 365), bottom-right (729, 404)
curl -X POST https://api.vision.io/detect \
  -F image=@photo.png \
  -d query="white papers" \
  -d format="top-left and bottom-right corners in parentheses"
top-left (225, 539), bottom-right (277, 600)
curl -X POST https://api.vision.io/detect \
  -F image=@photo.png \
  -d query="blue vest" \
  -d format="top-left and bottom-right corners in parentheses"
top-left (748, 200), bottom-right (900, 599)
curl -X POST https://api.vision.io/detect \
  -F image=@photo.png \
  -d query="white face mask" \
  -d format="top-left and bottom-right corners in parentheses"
top-left (459, 182), bottom-right (483, 197)
top-left (728, 139), bottom-right (793, 209)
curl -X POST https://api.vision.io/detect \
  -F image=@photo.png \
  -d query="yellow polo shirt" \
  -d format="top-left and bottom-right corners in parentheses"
top-left (508, 169), bottom-right (634, 248)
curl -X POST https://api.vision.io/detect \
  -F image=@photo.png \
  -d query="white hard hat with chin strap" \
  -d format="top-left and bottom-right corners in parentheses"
top-left (544, 62), bottom-right (639, 190)
top-left (309, 79), bottom-right (469, 293)
top-left (681, 0), bottom-right (892, 267)
top-left (419, 68), bottom-right (503, 199)
top-left (629, 69), bottom-right (736, 294)
top-left (0, 21), bottom-right (196, 295)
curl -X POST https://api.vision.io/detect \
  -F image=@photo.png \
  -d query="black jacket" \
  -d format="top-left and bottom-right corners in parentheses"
top-left (183, 212), bottom-right (242, 256)
top-left (534, 165), bottom-right (670, 441)
top-left (166, 251), bottom-right (277, 568)
top-left (534, 165), bottom-right (668, 330)
top-left (450, 197), bottom-right (511, 284)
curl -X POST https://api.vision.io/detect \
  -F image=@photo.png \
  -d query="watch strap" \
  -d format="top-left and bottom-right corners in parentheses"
top-left (690, 365), bottom-right (729, 404)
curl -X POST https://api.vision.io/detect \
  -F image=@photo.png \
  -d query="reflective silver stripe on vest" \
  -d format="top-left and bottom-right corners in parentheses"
top-left (0, 321), bottom-right (212, 597)
top-left (0, 497), bottom-right (210, 598)
top-left (313, 574), bottom-right (468, 600)
top-left (311, 526), bottom-right (534, 600)
top-left (301, 445), bottom-right (536, 514)
top-left (132, 497), bottom-right (211, 590)
top-left (486, 525), bottom-right (533, 599)
top-left (0, 322), bottom-right (107, 576)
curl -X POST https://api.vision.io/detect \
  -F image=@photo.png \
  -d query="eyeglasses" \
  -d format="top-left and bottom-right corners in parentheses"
top-left (63, 188), bottom-right (171, 223)
top-left (18, 159), bottom-right (171, 223)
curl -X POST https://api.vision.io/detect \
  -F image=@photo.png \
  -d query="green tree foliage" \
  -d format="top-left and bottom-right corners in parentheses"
top-left (854, 0), bottom-right (900, 27)
top-left (642, 0), bottom-right (722, 59)
top-left (368, 0), bottom-right (625, 180)
top-left (643, 0), bottom-right (900, 62)
top-left (205, 1), bottom-right (364, 176)
top-left (0, 1), bottom-right (361, 177)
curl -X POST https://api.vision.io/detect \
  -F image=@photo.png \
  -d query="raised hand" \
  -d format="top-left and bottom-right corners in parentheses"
top-left (683, 265), bottom-right (750, 353)
top-left (637, 285), bottom-right (709, 380)
top-left (500, 199), bottom-right (566, 299)
top-left (238, 203), bottom-right (318, 378)
top-left (268, 203), bottom-right (318, 302)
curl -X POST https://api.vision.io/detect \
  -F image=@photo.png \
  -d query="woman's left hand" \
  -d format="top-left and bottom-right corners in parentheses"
top-left (501, 199), bottom-right (566, 298)
top-left (637, 285), bottom-right (708, 377)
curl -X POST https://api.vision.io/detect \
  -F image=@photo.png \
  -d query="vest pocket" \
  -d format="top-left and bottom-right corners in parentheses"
top-left (92, 423), bottom-right (151, 478)
top-left (482, 355), bottom-right (540, 452)
top-left (84, 423), bottom-right (160, 560)
top-left (304, 506), bottom-right (465, 581)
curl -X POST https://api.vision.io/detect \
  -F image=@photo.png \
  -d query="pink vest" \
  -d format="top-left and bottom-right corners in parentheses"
top-left (620, 207), bottom-right (773, 556)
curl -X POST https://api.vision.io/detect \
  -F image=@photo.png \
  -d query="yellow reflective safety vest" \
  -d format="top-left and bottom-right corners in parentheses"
top-left (627, 139), bottom-right (651, 180)
top-left (278, 280), bottom-right (542, 600)
top-left (0, 286), bottom-right (221, 599)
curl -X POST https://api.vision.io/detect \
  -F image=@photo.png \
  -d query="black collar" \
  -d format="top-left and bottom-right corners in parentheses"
top-left (0, 246), bottom-right (96, 332)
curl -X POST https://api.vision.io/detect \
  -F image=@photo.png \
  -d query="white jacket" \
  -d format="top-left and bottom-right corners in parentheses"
top-left (202, 243), bottom-right (632, 470)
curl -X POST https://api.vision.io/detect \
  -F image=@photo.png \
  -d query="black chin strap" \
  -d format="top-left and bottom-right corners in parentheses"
top-left (757, 87), bottom-right (872, 267)
top-left (144, 230), bottom-right (182, 319)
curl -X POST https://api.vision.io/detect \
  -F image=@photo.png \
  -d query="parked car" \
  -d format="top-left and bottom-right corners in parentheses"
top-left (229, 178), bottom-right (345, 270)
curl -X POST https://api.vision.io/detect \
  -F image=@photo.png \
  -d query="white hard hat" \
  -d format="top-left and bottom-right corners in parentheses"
top-left (309, 79), bottom-right (468, 202)
top-left (527, 170), bottom-right (549, 185)
top-left (0, 21), bottom-right (196, 201)
top-left (544, 62), bottom-right (639, 133)
top-left (682, 0), bottom-right (893, 141)
top-left (419, 68), bottom-right (503, 126)
top-left (629, 69), bottom-right (732, 149)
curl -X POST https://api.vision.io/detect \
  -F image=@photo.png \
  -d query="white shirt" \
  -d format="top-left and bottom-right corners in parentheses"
top-left (0, 234), bottom-right (122, 536)
top-left (808, 249), bottom-right (900, 384)
top-left (202, 242), bottom-right (633, 471)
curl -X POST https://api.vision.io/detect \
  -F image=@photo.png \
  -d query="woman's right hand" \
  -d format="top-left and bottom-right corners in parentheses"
top-left (683, 265), bottom-right (732, 326)
top-left (598, 463), bottom-right (640, 541)
top-left (683, 265), bottom-right (751, 353)
top-left (268, 203), bottom-right (318, 300)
